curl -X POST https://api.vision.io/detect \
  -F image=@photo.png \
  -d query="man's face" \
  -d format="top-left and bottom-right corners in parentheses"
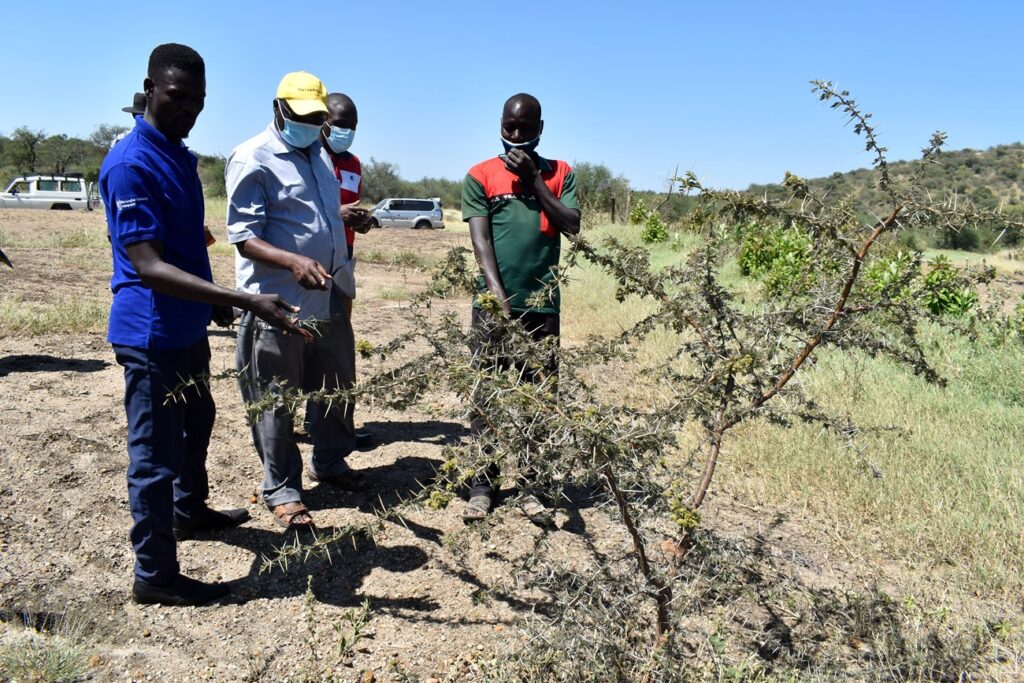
top-left (145, 67), bottom-right (205, 141)
top-left (319, 99), bottom-right (358, 147)
top-left (326, 105), bottom-right (357, 131)
top-left (275, 99), bottom-right (328, 128)
top-left (500, 102), bottom-right (542, 144)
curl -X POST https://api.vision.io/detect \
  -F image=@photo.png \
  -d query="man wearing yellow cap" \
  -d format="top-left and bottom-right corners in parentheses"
top-left (225, 71), bottom-right (360, 530)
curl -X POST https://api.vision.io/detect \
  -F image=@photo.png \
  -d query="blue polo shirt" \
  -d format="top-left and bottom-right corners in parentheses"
top-left (101, 116), bottom-right (211, 349)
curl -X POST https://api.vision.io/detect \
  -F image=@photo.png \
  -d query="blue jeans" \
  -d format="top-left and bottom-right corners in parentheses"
top-left (113, 338), bottom-right (214, 585)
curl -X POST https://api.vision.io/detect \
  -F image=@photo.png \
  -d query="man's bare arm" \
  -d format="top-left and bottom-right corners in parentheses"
top-left (531, 178), bottom-right (581, 235)
top-left (468, 216), bottom-right (511, 315)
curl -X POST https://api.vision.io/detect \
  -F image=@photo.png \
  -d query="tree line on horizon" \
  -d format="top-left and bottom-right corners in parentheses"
top-left (1, 124), bottom-right (1020, 250)
top-left (0, 124), bottom-right (228, 199)
top-left (0, 124), bottom-right (650, 218)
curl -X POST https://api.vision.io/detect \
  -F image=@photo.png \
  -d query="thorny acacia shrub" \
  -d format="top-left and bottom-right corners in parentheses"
top-left (212, 82), bottom-right (1024, 680)
top-left (483, 530), bottom-right (1015, 682)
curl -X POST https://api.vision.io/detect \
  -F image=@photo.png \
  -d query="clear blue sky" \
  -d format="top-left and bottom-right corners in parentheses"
top-left (2, 1), bottom-right (1020, 190)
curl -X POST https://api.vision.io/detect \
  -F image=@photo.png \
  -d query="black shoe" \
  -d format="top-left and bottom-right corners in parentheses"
top-left (355, 430), bottom-right (375, 450)
top-left (132, 574), bottom-right (230, 606)
top-left (173, 507), bottom-right (250, 541)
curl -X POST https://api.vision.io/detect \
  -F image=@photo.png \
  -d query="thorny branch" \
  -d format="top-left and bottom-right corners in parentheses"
top-left (169, 83), bottom-right (1024, 672)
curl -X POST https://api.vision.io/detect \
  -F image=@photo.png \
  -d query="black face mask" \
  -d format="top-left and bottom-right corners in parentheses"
top-left (501, 135), bottom-right (540, 155)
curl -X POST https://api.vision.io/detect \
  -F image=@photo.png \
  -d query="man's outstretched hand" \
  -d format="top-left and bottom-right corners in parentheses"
top-left (247, 294), bottom-right (314, 341)
top-left (211, 304), bottom-right (236, 328)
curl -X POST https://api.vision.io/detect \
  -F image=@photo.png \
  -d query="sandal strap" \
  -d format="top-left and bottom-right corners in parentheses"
top-left (519, 495), bottom-right (547, 516)
top-left (274, 504), bottom-right (311, 524)
top-left (519, 495), bottom-right (554, 526)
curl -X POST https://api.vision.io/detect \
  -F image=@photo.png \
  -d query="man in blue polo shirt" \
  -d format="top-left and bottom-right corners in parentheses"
top-left (102, 43), bottom-right (309, 606)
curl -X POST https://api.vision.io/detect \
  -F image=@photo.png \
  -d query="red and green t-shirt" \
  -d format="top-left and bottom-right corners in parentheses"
top-left (461, 156), bottom-right (578, 314)
top-left (328, 151), bottom-right (362, 248)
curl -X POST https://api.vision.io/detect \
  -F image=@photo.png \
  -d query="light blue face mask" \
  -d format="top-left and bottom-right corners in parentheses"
top-left (279, 118), bottom-right (322, 149)
top-left (325, 126), bottom-right (355, 154)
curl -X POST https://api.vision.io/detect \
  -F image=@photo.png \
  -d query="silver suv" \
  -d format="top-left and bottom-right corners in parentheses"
top-left (369, 197), bottom-right (444, 230)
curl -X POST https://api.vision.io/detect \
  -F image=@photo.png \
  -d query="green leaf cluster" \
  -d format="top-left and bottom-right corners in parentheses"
top-left (738, 223), bottom-right (815, 295)
top-left (865, 251), bottom-right (979, 316)
top-left (628, 198), bottom-right (670, 243)
top-left (920, 256), bottom-right (979, 316)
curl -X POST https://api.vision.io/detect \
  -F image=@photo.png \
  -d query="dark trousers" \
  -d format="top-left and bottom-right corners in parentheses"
top-left (113, 338), bottom-right (214, 585)
top-left (468, 308), bottom-right (559, 498)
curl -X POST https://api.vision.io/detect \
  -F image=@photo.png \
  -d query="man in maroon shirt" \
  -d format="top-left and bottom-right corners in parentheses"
top-left (320, 93), bottom-right (374, 449)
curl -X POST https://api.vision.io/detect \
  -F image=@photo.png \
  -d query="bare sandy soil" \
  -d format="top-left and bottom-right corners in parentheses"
top-left (0, 209), bottom-right (1016, 681)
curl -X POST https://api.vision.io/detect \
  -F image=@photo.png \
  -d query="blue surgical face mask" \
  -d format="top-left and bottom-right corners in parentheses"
top-left (501, 135), bottom-right (540, 155)
top-left (279, 118), bottom-right (322, 149)
top-left (325, 126), bottom-right (355, 154)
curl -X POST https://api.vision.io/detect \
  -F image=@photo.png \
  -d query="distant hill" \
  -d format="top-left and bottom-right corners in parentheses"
top-left (746, 142), bottom-right (1024, 216)
top-left (741, 143), bottom-right (1024, 250)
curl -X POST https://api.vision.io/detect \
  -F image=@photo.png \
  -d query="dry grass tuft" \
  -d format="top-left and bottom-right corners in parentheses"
top-left (0, 295), bottom-right (108, 336)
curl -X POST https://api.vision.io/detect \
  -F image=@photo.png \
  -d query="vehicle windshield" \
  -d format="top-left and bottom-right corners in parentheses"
top-left (372, 200), bottom-right (386, 210)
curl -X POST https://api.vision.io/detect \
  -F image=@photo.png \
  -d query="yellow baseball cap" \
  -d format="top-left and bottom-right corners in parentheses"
top-left (276, 71), bottom-right (328, 116)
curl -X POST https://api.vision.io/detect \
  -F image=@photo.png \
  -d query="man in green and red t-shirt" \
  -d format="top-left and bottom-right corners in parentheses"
top-left (460, 93), bottom-right (581, 525)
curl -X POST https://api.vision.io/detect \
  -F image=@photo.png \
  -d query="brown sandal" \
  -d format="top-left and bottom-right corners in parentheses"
top-left (461, 494), bottom-right (492, 523)
top-left (271, 502), bottom-right (315, 530)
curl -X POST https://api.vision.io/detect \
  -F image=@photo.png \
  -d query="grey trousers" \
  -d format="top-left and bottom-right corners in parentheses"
top-left (236, 307), bottom-right (356, 508)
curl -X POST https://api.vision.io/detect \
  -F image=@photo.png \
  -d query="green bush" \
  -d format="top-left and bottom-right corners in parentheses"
top-left (945, 226), bottom-right (982, 251)
top-left (865, 252), bottom-right (978, 317)
top-left (865, 249), bottom-right (916, 298)
top-left (738, 223), bottom-right (814, 295)
top-left (197, 155), bottom-right (227, 198)
top-left (641, 212), bottom-right (668, 243)
top-left (921, 255), bottom-right (978, 316)
top-left (627, 198), bottom-right (669, 243)
top-left (628, 198), bottom-right (649, 226)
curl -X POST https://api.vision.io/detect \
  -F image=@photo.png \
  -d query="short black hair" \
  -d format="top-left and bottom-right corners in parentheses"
top-left (503, 93), bottom-right (541, 118)
top-left (147, 43), bottom-right (205, 79)
top-left (327, 92), bottom-right (356, 112)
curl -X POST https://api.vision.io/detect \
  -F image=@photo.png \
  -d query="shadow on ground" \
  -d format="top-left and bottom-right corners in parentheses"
top-left (295, 419), bottom-right (469, 448)
top-left (200, 523), bottom-right (436, 611)
top-left (0, 354), bottom-right (108, 378)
